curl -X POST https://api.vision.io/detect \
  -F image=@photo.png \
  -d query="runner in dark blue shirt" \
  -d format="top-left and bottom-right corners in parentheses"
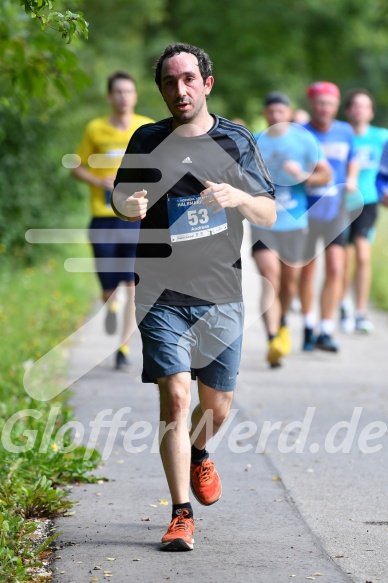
top-left (301, 82), bottom-right (358, 352)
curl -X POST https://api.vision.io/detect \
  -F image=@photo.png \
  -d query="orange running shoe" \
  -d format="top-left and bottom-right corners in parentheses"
top-left (160, 509), bottom-right (195, 551)
top-left (190, 458), bottom-right (222, 506)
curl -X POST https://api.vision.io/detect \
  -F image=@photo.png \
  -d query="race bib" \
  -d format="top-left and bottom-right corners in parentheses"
top-left (167, 194), bottom-right (228, 243)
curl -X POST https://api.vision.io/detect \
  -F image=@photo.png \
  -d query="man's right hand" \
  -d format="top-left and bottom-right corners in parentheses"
top-left (123, 190), bottom-right (148, 221)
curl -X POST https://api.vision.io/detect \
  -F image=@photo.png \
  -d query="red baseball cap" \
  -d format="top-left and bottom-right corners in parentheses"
top-left (307, 81), bottom-right (341, 99)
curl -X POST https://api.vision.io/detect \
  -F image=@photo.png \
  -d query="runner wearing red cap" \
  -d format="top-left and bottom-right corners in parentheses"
top-left (300, 82), bottom-right (359, 352)
top-left (306, 81), bottom-right (341, 100)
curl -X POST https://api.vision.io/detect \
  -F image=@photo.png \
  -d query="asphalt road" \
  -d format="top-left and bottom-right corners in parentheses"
top-left (52, 229), bottom-right (388, 583)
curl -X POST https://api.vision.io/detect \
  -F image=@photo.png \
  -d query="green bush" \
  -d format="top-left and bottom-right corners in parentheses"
top-left (0, 107), bottom-right (90, 263)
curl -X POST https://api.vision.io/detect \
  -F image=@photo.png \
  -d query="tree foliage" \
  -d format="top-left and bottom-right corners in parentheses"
top-left (3, 0), bottom-right (388, 260)
top-left (0, 0), bottom-right (89, 113)
top-left (0, 0), bottom-right (90, 261)
top-left (21, 0), bottom-right (88, 43)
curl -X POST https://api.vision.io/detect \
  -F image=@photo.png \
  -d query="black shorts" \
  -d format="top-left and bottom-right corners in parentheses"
top-left (347, 203), bottom-right (378, 243)
top-left (251, 227), bottom-right (308, 265)
top-left (304, 214), bottom-right (347, 261)
top-left (89, 217), bottom-right (139, 291)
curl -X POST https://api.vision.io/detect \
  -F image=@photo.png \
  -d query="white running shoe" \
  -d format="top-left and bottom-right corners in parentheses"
top-left (339, 304), bottom-right (355, 333)
top-left (355, 316), bottom-right (374, 333)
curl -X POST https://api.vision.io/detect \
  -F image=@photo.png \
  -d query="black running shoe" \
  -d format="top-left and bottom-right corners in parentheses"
top-left (303, 327), bottom-right (317, 352)
top-left (315, 333), bottom-right (338, 352)
top-left (115, 348), bottom-right (130, 370)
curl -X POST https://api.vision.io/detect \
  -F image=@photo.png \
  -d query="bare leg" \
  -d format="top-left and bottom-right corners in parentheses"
top-left (121, 282), bottom-right (136, 346)
top-left (158, 372), bottom-right (192, 504)
top-left (321, 245), bottom-right (345, 320)
top-left (279, 264), bottom-right (302, 316)
top-left (340, 245), bottom-right (355, 305)
top-left (300, 259), bottom-right (316, 317)
top-left (354, 236), bottom-right (371, 314)
top-left (103, 288), bottom-right (116, 305)
top-left (252, 250), bottom-right (281, 336)
top-left (190, 382), bottom-right (234, 450)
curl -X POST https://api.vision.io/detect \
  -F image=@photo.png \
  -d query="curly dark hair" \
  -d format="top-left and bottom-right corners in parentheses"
top-left (154, 43), bottom-right (213, 91)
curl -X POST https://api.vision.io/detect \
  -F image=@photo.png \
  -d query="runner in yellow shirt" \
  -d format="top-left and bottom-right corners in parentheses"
top-left (72, 71), bottom-right (154, 369)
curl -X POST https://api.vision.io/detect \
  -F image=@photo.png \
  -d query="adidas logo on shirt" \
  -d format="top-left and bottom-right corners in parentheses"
top-left (182, 157), bottom-right (192, 163)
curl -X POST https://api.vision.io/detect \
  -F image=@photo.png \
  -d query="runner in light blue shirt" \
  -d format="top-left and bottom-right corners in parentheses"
top-left (340, 89), bottom-right (388, 333)
top-left (250, 91), bottom-right (331, 368)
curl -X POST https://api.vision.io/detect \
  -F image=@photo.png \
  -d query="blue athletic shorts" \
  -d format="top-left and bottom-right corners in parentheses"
top-left (89, 217), bottom-right (140, 291)
top-left (136, 302), bottom-right (244, 391)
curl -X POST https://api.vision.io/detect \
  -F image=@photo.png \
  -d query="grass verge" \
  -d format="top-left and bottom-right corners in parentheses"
top-left (0, 244), bottom-right (101, 582)
top-left (371, 208), bottom-right (388, 311)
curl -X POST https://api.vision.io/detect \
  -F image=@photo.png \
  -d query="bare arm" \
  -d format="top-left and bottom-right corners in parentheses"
top-left (345, 158), bottom-right (359, 192)
top-left (72, 166), bottom-right (115, 191)
top-left (305, 159), bottom-right (331, 187)
top-left (282, 159), bottom-right (331, 187)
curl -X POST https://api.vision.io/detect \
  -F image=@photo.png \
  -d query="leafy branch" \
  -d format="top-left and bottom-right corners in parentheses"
top-left (20, 0), bottom-right (88, 43)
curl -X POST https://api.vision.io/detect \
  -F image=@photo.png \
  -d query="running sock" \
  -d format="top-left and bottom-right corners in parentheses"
top-left (355, 310), bottom-right (365, 320)
top-left (304, 313), bottom-right (316, 330)
top-left (268, 333), bottom-right (276, 341)
top-left (280, 315), bottom-right (287, 327)
top-left (320, 319), bottom-right (334, 335)
top-left (172, 502), bottom-right (193, 519)
top-left (191, 444), bottom-right (209, 465)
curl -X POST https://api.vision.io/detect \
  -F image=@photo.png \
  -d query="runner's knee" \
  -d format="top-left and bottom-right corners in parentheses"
top-left (159, 378), bottom-right (191, 420)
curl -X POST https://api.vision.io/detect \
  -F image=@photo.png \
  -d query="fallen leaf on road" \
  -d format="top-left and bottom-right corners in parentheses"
top-left (306, 578), bottom-right (315, 581)
top-left (149, 504), bottom-right (157, 508)
top-left (289, 576), bottom-right (296, 578)
top-left (335, 555), bottom-right (344, 558)
top-left (141, 517), bottom-right (150, 521)
top-left (159, 499), bottom-right (168, 505)
top-left (313, 574), bottom-right (323, 577)
top-left (106, 558), bottom-right (116, 561)
top-left (63, 511), bottom-right (75, 516)
top-left (93, 566), bottom-right (102, 570)
top-left (245, 464), bottom-right (252, 471)
top-left (272, 476), bottom-right (281, 481)
top-left (307, 469), bottom-right (314, 473)
top-left (274, 498), bottom-right (283, 502)
top-left (133, 558), bottom-right (141, 561)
